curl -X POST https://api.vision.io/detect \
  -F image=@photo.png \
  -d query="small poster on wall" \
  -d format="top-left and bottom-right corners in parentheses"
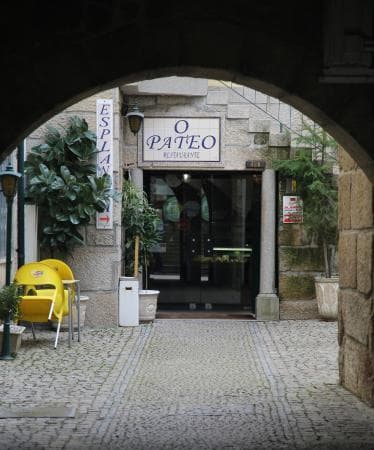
top-left (283, 196), bottom-right (303, 223)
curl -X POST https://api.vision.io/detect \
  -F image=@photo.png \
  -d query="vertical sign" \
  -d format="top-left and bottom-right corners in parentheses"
top-left (283, 196), bottom-right (303, 223)
top-left (96, 99), bottom-right (113, 229)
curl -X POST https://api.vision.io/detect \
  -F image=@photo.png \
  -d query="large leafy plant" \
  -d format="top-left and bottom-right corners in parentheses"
top-left (122, 179), bottom-right (162, 287)
top-left (25, 116), bottom-right (116, 254)
top-left (273, 120), bottom-right (338, 278)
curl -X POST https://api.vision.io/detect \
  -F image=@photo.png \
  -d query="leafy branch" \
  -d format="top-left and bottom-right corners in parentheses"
top-left (122, 180), bottom-right (162, 286)
top-left (25, 116), bottom-right (118, 254)
top-left (273, 120), bottom-right (338, 277)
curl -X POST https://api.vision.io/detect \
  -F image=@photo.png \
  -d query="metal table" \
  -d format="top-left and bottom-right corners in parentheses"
top-left (62, 279), bottom-right (81, 347)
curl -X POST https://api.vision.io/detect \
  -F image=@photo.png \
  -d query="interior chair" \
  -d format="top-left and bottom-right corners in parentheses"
top-left (14, 262), bottom-right (68, 348)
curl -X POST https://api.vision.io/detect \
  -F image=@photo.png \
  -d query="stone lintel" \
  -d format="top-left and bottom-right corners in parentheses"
top-left (206, 90), bottom-right (229, 105)
top-left (227, 104), bottom-right (251, 119)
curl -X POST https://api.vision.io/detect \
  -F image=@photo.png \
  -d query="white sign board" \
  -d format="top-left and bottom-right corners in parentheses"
top-left (96, 99), bottom-right (113, 229)
top-left (283, 196), bottom-right (303, 223)
top-left (143, 117), bottom-right (220, 162)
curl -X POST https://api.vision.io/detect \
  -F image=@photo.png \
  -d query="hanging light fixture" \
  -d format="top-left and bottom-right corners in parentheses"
top-left (0, 162), bottom-right (21, 199)
top-left (183, 173), bottom-right (191, 183)
top-left (121, 104), bottom-right (144, 135)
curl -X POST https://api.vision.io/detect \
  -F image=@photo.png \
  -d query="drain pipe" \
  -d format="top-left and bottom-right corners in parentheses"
top-left (17, 140), bottom-right (25, 267)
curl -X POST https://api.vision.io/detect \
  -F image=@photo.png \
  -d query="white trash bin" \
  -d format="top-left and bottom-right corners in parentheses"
top-left (118, 277), bottom-right (139, 326)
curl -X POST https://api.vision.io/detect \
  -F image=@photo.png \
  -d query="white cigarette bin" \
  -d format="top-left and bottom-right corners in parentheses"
top-left (119, 276), bottom-right (139, 326)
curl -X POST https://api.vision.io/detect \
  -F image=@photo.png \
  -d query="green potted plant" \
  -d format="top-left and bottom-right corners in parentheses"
top-left (122, 179), bottom-right (163, 321)
top-left (273, 120), bottom-right (339, 319)
top-left (25, 116), bottom-right (120, 328)
top-left (0, 283), bottom-right (25, 355)
top-left (25, 116), bottom-right (117, 255)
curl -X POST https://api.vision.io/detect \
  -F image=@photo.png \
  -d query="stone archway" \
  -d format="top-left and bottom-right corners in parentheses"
top-left (2, 1), bottom-right (374, 180)
top-left (1, 1), bottom-right (373, 406)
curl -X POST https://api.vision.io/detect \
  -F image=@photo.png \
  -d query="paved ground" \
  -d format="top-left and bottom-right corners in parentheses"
top-left (0, 319), bottom-right (374, 449)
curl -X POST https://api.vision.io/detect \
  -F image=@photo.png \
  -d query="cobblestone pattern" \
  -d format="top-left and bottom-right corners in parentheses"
top-left (0, 320), bottom-right (373, 449)
top-left (279, 300), bottom-right (319, 320)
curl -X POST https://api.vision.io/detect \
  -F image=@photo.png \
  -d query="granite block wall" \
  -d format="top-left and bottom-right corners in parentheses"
top-left (338, 147), bottom-right (374, 406)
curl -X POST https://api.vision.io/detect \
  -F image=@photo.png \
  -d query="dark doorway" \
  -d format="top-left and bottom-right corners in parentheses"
top-left (144, 171), bottom-right (261, 313)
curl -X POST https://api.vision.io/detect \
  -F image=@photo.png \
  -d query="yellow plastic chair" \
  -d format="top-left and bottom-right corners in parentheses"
top-left (40, 259), bottom-right (75, 282)
top-left (41, 259), bottom-right (84, 344)
top-left (40, 259), bottom-right (74, 317)
top-left (14, 262), bottom-right (68, 348)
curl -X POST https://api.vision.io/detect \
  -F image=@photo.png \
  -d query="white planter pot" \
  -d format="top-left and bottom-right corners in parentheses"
top-left (315, 276), bottom-right (339, 320)
top-left (51, 295), bottom-right (89, 331)
top-left (139, 290), bottom-right (159, 322)
top-left (0, 325), bottom-right (26, 355)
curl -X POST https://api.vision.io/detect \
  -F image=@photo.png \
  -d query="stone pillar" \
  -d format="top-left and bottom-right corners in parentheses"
top-left (256, 169), bottom-right (279, 320)
top-left (338, 147), bottom-right (374, 406)
top-left (130, 167), bottom-right (143, 190)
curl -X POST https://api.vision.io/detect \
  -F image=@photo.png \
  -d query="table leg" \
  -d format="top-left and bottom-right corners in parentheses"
top-left (71, 289), bottom-right (74, 341)
top-left (77, 282), bottom-right (81, 342)
top-left (68, 286), bottom-right (72, 348)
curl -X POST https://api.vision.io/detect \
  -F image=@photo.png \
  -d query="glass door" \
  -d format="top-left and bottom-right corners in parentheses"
top-left (145, 171), bottom-right (261, 312)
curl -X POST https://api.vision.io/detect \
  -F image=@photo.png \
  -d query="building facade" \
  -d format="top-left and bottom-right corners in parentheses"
top-left (14, 77), bottom-right (335, 325)
top-left (122, 78), bottom-right (328, 320)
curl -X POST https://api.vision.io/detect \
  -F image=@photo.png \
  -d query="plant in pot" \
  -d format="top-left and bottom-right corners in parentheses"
top-left (0, 283), bottom-right (25, 355)
top-left (25, 116), bottom-right (119, 328)
top-left (273, 120), bottom-right (339, 320)
top-left (122, 179), bottom-right (163, 321)
top-left (25, 116), bottom-right (117, 255)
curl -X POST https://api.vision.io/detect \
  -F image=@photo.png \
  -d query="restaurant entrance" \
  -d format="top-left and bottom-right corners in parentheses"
top-left (144, 171), bottom-right (261, 313)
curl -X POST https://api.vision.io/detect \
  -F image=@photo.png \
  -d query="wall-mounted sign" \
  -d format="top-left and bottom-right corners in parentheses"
top-left (143, 117), bottom-right (220, 162)
top-left (96, 99), bottom-right (113, 229)
top-left (283, 196), bottom-right (303, 223)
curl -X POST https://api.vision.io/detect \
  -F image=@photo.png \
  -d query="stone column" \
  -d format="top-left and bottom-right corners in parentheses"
top-left (130, 167), bottom-right (143, 190)
top-left (256, 169), bottom-right (279, 320)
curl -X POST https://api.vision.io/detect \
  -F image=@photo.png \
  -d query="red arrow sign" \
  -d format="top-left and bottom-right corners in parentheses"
top-left (99, 215), bottom-right (110, 223)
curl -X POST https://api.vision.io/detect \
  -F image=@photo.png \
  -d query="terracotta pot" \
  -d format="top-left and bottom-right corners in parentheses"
top-left (139, 290), bottom-right (159, 322)
top-left (314, 276), bottom-right (339, 320)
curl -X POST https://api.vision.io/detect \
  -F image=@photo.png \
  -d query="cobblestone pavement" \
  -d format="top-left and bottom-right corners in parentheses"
top-left (0, 320), bottom-right (374, 449)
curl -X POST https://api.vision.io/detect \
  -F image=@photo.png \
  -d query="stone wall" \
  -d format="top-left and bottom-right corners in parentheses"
top-left (278, 186), bottom-right (323, 320)
top-left (27, 88), bottom-right (123, 327)
top-left (278, 210), bottom-right (324, 301)
top-left (122, 82), bottom-right (291, 172)
top-left (338, 147), bottom-right (374, 406)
